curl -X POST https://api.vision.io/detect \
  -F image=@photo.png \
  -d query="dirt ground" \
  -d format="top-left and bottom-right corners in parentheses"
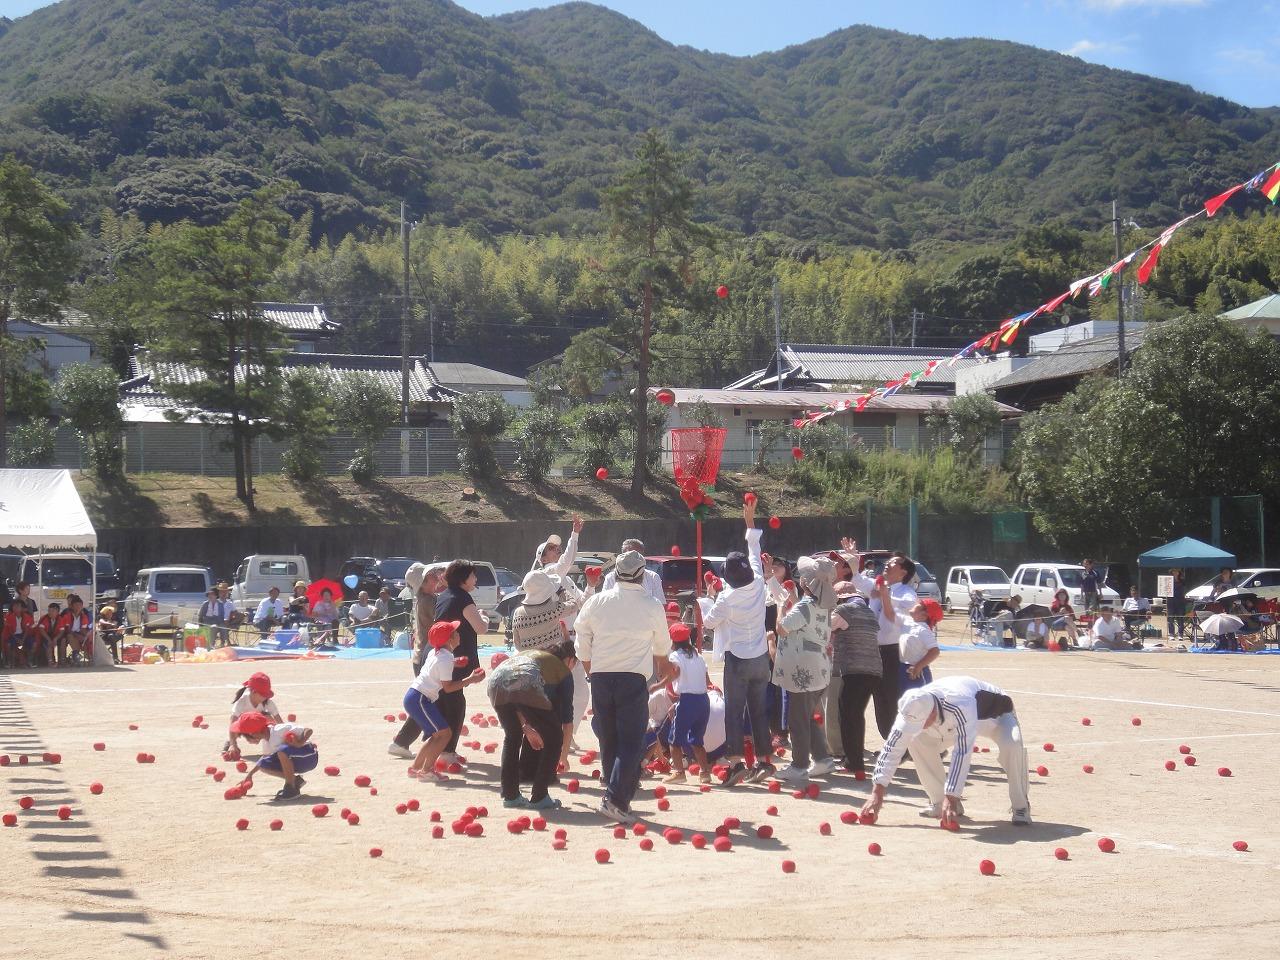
top-left (3, 635), bottom-right (1278, 960)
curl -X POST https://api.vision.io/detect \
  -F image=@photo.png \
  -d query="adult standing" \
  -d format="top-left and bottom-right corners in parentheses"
top-left (860, 675), bottom-right (1031, 827)
top-left (531, 515), bottom-right (583, 577)
top-left (434, 560), bottom-right (491, 762)
top-left (845, 541), bottom-right (918, 738)
top-left (575, 550), bottom-right (672, 823)
top-left (388, 562), bottom-right (447, 757)
top-left (602, 538), bottom-right (665, 605)
top-left (1080, 558), bottom-right (1103, 613)
top-left (1167, 568), bottom-right (1187, 639)
top-left (531, 518), bottom-right (593, 744)
top-left (1209, 567), bottom-right (1235, 600)
top-left (829, 595), bottom-right (882, 775)
top-left (511, 570), bottom-right (576, 767)
top-left (702, 501), bottom-right (773, 786)
top-left (773, 556), bottom-right (837, 782)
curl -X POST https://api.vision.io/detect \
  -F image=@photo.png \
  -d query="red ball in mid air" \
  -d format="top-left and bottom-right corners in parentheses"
top-left (715, 285), bottom-right (729, 299)
top-left (595, 467), bottom-right (609, 480)
top-left (768, 516), bottom-right (782, 529)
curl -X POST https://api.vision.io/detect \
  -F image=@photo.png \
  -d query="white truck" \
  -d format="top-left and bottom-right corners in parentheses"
top-left (229, 555), bottom-right (311, 613)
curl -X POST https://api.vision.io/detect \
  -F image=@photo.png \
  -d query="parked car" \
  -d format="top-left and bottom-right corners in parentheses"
top-left (913, 562), bottom-right (942, 604)
top-left (338, 556), bottom-right (421, 602)
top-left (125, 566), bottom-right (215, 636)
top-left (646, 555), bottom-right (728, 602)
top-left (944, 565), bottom-right (1012, 612)
top-left (470, 561), bottom-right (501, 629)
top-left (19, 554), bottom-right (95, 611)
top-left (562, 551), bottom-right (617, 593)
top-left (496, 567), bottom-right (521, 601)
top-left (1009, 562), bottom-right (1121, 609)
top-left (1186, 568), bottom-right (1280, 602)
top-left (229, 554), bottom-right (311, 612)
top-left (95, 553), bottom-right (127, 604)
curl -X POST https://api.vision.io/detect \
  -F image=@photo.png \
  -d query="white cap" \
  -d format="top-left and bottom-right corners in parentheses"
top-left (898, 688), bottom-right (939, 727)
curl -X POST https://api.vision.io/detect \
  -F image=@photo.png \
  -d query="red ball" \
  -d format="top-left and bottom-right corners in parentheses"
top-left (1233, 840), bottom-right (1249, 852)
top-left (0, 756), bottom-right (8, 766)
top-left (554, 828), bottom-right (568, 841)
top-left (867, 842), bottom-right (881, 856)
top-left (859, 811), bottom-right (877, 825)
top-left (94, 742), bottom-right (107, 751)
top-left (1082, 764), bottom-right (1094, 774)
top-left (506, 820), bottom-right (523, 834)
top-left (766, 805), bottom-right (779, 816)
top-left (18, 796), bottom-right (34, 810)
top-left (347, 813), bottom-right (361, 826)
top-left (236, 761), bottom-right (248, 773)
top-left (691, 833), bottom-right (707, 849)
top-left (213, 771), bottom-right (226, 782)
top-left (324, 765), bottom-right (340, 776)
top-left (1081, 718), bottom-right (1091, 726)
top-left (594, 848), bottom-right (611, 864)
top-left (1097, 837), bottom-right (1116, 853)
top-left (713, 836), bottom-right (732, 852)
top-left (756, 824), bottom-right (773, 840)
top-left (1165, 760), bottom-right (1177, 771)
top-left (639, 837), bottom-right (654, 851)
top-left (791, 446), bottom-right (804, 460)
top-left (369, 847), bottom-right (383, 858)
top-left (432, 826), bottom-right (444, 839)
top-left (287, 714), bottom-right (296, 722)
top-left (354, 775), bottom-right (372, 787)
top-left (840, 810), bottom-right (858, 825)
top-left (311, 804), bottom-right (329, 818)
top-left (136, 752), bottom-right (148, 764)
top-left (396, 804), bottom-right (408, 815)
top-left (653, 785), bottom-right (667, 799)
top-left (665, 829), bottom-right (684, 845)
top-left (743, 492), bottom-right (757, 505)
top-left (792, 789), bottom-right (805, 799)
top-left (1131, 717), bottom-right (1142, 726)
top-left (57, 806), bottom-right (72, 821)
top-left (632, 822), bottom-right (647, 836)
top-left (235, 818), bottom-right (249, 831)
top-left (340, 808), bottom-right (352, 820)
top-left (595, 467), bottom-right (609, 481)
top-left (44, 753), bottom-right (61, 764)
top-left (1179, 744), bottom-right (1191, 754)
top-left (552, 839), bottom-right (567, 851)
top-left (1036, 765), bottom-right (1049, 777)
top-left (1054, 847), bottom-right (1069, 860)
top-left (447, 762), bottom-right (463, 774)
top-left (2, 813), bottom-right (17, 827)
top-left (723, 816), bottom-right (740, 829)
top-left (768, 516), bottom-right (782, 529)
top-left (429, 811), bottom-right (441, 822)
top-left (806, 782), bottom-right (820, 799)
top-left (1218, 767), bottom-right (1232, 777)
top-left (567, 779), bottom-right (580, 794)
top-left (979, 859), bottom-right (996, 876)
top-left (716, 285), bottom-right (729, 299)
top-left (767, 780), bottom-right (781, 793)
top-left (128, 724), bottom-right (138, 730)
top-left (612, 826), bottom-right (626, 840)
top-left (532, 817), bottom-right (547, 831)
top-left (269, 819), bottom-right (283, 831)
top-left (1184, 756), bottom-right (1197, 767)
top-left (818, 822), bottom-right (832, 836)
top-left (465, 822), bottom-right (483, 837)
top-left (1043, 743), bottom-right (1054, 752)
top-left (854, 770), bottom-right (867, 781)
top-left (657, 798), bottom-right (670, 811)
top-left (781, 859), bottom-right (796, 873)
top-left (656, 388), bottom-right (675, 406)
top-left (89, 782), bottom-right (103, 795)
top-left (223, 788), bottom-right (240, 801)
top-left (407, 799), bottom-right (420, 811)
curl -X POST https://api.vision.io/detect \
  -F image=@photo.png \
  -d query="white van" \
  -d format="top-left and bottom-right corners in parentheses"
top-left (944, 566), bottom-right (1012, 612)
top-left (229, 555), bottom-right (311, 613)
top-left (1009, 563), bottom-right (1121, 609)
top-left (19, 553), bottom-right (95, 611)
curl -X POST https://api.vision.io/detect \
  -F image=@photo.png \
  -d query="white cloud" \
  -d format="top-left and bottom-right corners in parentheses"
top-left (1215, 47), bottom-right (1277, 71)
top-left (1063, 38), bottom-right (1128, 56)
top-left (1082, 0), bottom-right (1207, 9)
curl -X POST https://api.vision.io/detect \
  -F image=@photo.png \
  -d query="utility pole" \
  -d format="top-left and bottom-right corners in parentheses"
top-left (772, 278), bottom-right (783, 392)
top-left (428, 303), bottom-right (435, 363)
top-left (400, 201), bottom-right (412, 474)
top-left (910, 308), bottom-right (922, 347)
top-left (1112, 199), bottom-right (1125, 377)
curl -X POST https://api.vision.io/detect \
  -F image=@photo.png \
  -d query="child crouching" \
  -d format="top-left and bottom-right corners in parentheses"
top-left (231, 711), bottom-right (318, 801)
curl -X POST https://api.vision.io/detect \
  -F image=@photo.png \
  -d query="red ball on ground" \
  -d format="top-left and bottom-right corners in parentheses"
top-left (653, 785), bottom-right (667, 799)
top-left (552, 839), bottom-right (567, 851)
top-left (840, 810), bottom-right (858, 825)
top-left (723, 816), bottom-right (740, 829)
top-left (768, 516), bottom-right (782, 529)
top-left (44, 753), bottom-right (61, 764)
top-left (57, 806), bottom-right (72, 821)
top-left (792, 790), bottom-right (805, 800)
top-left (691, 833), bottom-right (707, 849)
top-left (566, 779), bottom-right (580, 793)
top-left (533, 817), bottom-right (547, 831)
top-left (89, 782), bottom-right (103, 795)
top-left (223, 788), bottom-right (240, 801)
top-left (432, 826), bottom-right (445, 839)
top-left (867, 842), bottom-right (881, 856)
top-left (595, 467), bottom-right (609, 480)
top-left (1097, 837), bottom-right (1116, 853)
top-left (806, 783), bottom-right (820, 799)
top-left (1043, 743), bottom-right (1054, 752)
top-left (354, 775), bottom-right (372, 787)
top-left (767, 779), bottom-right (782, 793)
top-left (979, 859), bottom-right (996, 876)
top-left (756, 824), bottom-right (773, 840)
top-left (407, 799), bottom-right (420, 811)
top-left (135, 753), bottom-right (148, 764)
top-left (1233, 840), bottom-right (1249, 851)
top-left (1082, 764), bottom-right (1094, 774)
top-left (1218, 767), bottom-right (1232, 777)
top-left (287, 714), bottom-right (296, 722)
top-left (1081, 718), bottom-right (1091, 726)
top-left (657, 798), bottom-right (670, 811)
top-left (594, 848), bottom-right (610, 863)
top-left (269, 819), bottom-right (283, 831)
top-left (213, 771), bottom-right (226, 782)
top-left (781, 859), bottom-right (796, 874)
top-left (324, 765), bottom-right (340, 776)
top-left (818, 822), bottom-right (832, 836)
top-left (347, 813), bottom-right (361, 826)
top-left (396, 803), bottom-right (408, 815)
top-left (554, 828), bottom-right (568, 841)
top-left (429, 811), bottom-right (441, 822)
top-left (398, 712), bottom-right (407, 721)
top-left (1131, 717), bottom-right (1142, 726)
top-left (128, 724), bottom-right (138, 730)
top-left (1054, 847), bottom-right (1069, 860)
top-left (665, 829), bottom-right (684, 845)
top-left (340, 808), bottom-right (351, 820)
top-left (235, 818), bottom-right (249, 831)
top-left (236, 761), bottom-right (248, 773)
top-left (860, 811), bottom-right (877, 825)
top-left (639, 837), bottom-right (654, 851)
top-left (93, 742), bottom-right (106, 751)
top-left (1184, 756), bottom-right (1197, 767)
top-left (713, 836), bottom-right (732, 852)
top-left (612, 826), bottom-right (626, 840)
top-left (1165, 760), bottom-right (1177, 771)
top-left (715, 825), bottom-right (729, 838)
top-left (369, 848), bottom-right (383, 858)
top-left (447, 762), bottom-right (463, 774)
top-left (766, 805), bottom-right (779, 816)
top-left (464, 822), bottom-right (483, 837)
top-left (2, 813), bottom-right (17, 827)
top-left (18, 796), bottom-right (34, 810)
top-left (1036, 766), bottom-right (1049, 776)
top-left (311, 804), bottom-right (329, 818)
top-left (0, 756), bottom-right (8, 766)
top-left (1179, 744), bottom-right (1191, 754)
top-left (507, 821), bottom-right (523, 834)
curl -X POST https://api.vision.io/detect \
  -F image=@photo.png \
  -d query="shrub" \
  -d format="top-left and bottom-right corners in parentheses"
top-left (508, 407), bottom-right (562, 483)
top-left (279, 368), bottom-right (334, 485)
top-left (331, 372), bottom-right (398, 484)
top-left (452, 392), bottom-right (513, 480)
top-left (52, 364), bottom-right (123, 479)
top-left (567, 401), bottom-right (630, 477)
top-left (9, 419), bottom-right (56, 466)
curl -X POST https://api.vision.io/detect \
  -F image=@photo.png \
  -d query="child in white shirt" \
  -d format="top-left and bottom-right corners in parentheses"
top-left (226, 671), bottom-right (283, 759)
top-left (895, 598), bottom-right (943, 692)
top-left (405, 619), bottom-right (485, 782)
top-left (231, 711), bottom-right (316, 801)
top-left (660, 623), bottom-right (711, 784)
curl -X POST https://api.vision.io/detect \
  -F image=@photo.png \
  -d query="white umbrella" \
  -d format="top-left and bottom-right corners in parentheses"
top-left (1201, 613), bottom-right (1244, 636)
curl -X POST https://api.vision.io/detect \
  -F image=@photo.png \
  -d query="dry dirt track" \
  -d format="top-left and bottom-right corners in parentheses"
top-left (3, 642), bottom-right (1278, 960)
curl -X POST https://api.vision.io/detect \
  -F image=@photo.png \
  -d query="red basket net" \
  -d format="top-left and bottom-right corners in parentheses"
top-left (670, 427), bottom-right (727, 486)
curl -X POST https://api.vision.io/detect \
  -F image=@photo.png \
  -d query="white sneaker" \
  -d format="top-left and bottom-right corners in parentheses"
top-left (387, 743), bottom-right (413, 759)
top-left (438, 752), bottom-right (460, 765)
top-left (599, 798), bottom-right (637, 824)
top-left (1012, 807), bottom-right (1033, 826)
top-left (776, 764), bottom-right (809, 783)
top-left (808, 757), bottom-right (837, 777)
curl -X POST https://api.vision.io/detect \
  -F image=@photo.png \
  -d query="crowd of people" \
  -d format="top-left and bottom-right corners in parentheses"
top-left (1, 582), bottom-right (98, 668)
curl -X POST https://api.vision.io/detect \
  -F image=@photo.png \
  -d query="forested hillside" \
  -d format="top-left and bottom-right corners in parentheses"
top-left (0, 0), bottom-right (1276, 248)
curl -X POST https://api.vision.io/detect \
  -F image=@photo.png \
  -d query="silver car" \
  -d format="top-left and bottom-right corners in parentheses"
top-left (125, 566), bottom-right (214, 636)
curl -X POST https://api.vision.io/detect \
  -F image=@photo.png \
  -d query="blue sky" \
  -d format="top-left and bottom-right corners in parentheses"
top-left (1, 0), bottom-right (1275, 107)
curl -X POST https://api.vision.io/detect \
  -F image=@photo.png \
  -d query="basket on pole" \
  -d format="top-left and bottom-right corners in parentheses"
top-left (671, 428), bottom-right (727, 603)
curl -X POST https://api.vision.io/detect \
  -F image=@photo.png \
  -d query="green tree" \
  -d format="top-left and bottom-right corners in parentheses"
top-left (451, 392), bottom-right (513, 481)
top-left (141, 186), bottom-right (294, 510)
top-left (0, 155), bottom-right (78, 464)
top-left (1016, 314), bottom-right (1280, 557)
top-left (682, 399), bottom-right (723, 428)
top-left (52, 363), bottom-right (123, 479)
top-left (8, 418), bottom-right (55, 466)
top-left (279, 367), bottom-right (335, 485)
top-left (603, 129), bottom-right (714, 495)
top-left (333, 372), bottom-right (398, 484)
top-left (508, 407), bottom-right (562, 484)
top-left (567, 400), bottom-right (630, 477)
top-left (928, 393), bottom-right (1003, 460)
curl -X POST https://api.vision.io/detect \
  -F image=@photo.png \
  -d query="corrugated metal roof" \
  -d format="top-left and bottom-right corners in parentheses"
top-left (989, 328), bottom-right (1148, 390)
top-left (257, 302), bottom-right (340, 335)
top-left (427, 362), bottom-right (529, 389)
top-left (122, 351), bottom-right (455, 409)
top-left (726, 343), bottom-right (982, 390)
top-left (657, 387), bottom-right (1020, 416)
top-left (1220, 293), bottom-right (1280, 321)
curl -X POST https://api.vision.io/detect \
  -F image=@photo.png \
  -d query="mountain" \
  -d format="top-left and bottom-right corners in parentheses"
top-left (0, 0), bottom-right (1276, 247)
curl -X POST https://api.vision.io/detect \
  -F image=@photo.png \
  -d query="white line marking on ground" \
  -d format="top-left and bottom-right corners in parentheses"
top-left (6, 679), bottom-right (406, 696)
top-left (9, 679), bottom-right (71, 693)
top-left (1006, 688), bottom-right (1280, 720)
top-left (1066, 731), bottom-right (1280, 748)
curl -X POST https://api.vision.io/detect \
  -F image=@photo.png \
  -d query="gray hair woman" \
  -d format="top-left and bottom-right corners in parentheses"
top-left (511, 571), bottom-right (572, 652)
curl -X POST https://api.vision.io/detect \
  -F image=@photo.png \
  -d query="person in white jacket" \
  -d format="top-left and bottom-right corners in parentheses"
top-left (701, 500), bottom-right (774, 786)
top-left (860, 675), bottom-right (1031, 827)
top-left (531, 515), bottom-right (583, 576)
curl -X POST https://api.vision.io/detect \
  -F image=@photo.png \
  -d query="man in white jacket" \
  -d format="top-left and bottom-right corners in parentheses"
top-left (532, 515), bottom-right (583, 576)
top-left (576, 550), bottom-right (673, 823)
top-left (702, 500), bottom-right (775, 786)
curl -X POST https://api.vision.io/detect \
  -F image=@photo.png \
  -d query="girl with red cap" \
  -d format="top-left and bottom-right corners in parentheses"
top-left (659, 622), bottom-right (712, 784)
top-left (231, 711), bottom-right (317, 801)
top-left (226, 672), bottom-right (283, 760)
top-left (404, 620), bottom-right (485, 782)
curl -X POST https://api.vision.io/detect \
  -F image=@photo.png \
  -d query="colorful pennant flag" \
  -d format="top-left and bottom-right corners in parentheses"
top-left (1262, 168), bottom-right (1280, 203)
top-left (1205, 183), bottom-right (1244, 217)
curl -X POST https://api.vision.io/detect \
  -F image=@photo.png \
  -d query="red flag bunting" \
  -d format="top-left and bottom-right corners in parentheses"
top-left (1205, 183), bottom-right (1245, 217)
top-left (1136, 243), bottom-right (1163, 284)
top-left (1042, 290), bottom-right (1072, 313)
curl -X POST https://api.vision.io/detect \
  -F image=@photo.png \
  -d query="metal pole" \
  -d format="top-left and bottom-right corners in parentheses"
top-left (910, 309), bottom-right (920, 347)
top-left (908, 497), bottom-right (918, 560)
top-left (772, 279), bottom-right (783, 392)
top-left (1211, 496), bottom-right (1222, 548)
top-left (1113, 199), bottom-right (1126, 377)
top-left (1256, 494), bottom-right (1265, 566)
top-left (400, 202), bottom-right (411, 475)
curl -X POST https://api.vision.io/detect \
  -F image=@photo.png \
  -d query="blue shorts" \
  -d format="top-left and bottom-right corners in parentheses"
top-left (403, 688), bottom-right (448, 739)
top-left (668, 692), bottom-right (710, 750)
top-left (899, 662), bottom-right (933, 692)
top-left (258, 742), bottom-right (319, 774)
top-left (644, 716), bottom-right (673, 751)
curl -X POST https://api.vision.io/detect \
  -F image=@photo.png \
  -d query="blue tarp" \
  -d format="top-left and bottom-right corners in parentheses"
top-left (1137, 536), bottom-right (1236, 568)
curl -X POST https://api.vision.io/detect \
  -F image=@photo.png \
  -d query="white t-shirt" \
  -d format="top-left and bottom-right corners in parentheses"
top-left (231, 690), bottom-right (281, 722)
top-left (898, 618), bottom-right (938, 666)
top-left (1122, 597), bottom-right (1150, 613)
top-left (648, 689), bottom-right (674, 728)
top-left (254, 597), bottom-right (286, 622)
top-left (1091, 616), bottom-right (1125, 643)
top-left (669, 650), bottom-right (709, 695)
top-left (261, 722), bottom-right (307, 756)
top-left (348, 602), bottom-right (376, 623)
top-left (853, 573), bottom-right (918, 646)
top-left (410, 647), bottom-right (455, 700)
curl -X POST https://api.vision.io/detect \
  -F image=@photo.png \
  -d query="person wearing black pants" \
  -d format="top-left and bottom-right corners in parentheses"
top-left (831, 595), bottom-right (883, 773)
top-left (434, 560), bottom-right (491, 759)
top-left (872, 645), bottom-right (901, 739)
top-left (497, 704), bottom-right (563, 805)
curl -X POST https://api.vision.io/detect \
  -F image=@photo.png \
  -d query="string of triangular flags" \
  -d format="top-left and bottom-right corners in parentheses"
top-left (795, 159), bottom-right (1280, 426)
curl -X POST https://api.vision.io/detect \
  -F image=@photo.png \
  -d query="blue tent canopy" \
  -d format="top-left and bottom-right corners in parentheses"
top-left (1137, 536), bottom-right (1236, 568)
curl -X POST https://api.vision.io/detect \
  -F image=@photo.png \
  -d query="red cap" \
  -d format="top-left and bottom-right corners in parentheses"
top-left (920, 598), bottom-right (945, 628)
top-left (428, 620), bottom-right (461, 649)
top-left (665, 602), bottom-right (680, 613)
top-left (244, 672), bottom-right (273, 699)
top-left (230, 711), bottom-right (272, 736)
top-left (827, 551), bottom-right (844, 563)
top-left (669, 623), bottom-right (691, 643)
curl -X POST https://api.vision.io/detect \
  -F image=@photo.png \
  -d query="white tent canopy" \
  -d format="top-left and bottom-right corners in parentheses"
top-left (0, 469), bottom-right (97, 550)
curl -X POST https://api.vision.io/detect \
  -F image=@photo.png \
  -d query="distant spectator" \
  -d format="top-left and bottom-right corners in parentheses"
top-left (1209, 567), bottom-right (1235, 600)
top-left (310, 589), bottom-right (340, 644)
top-left (53, 594), bottom-right (92, 666)
top-left (289, 580), bottom-right (311, 617)
top-left (32, 602), bottom-right (60, 668)
top-left (1122, 586), bottom-right (1151, 633)
top-left (1080, 559), bottom-right (1103, 613)
top-left (1050, 589), bottom-right (1078, 650)
top-left (372, 586), bottom-right (394, 642)
top-left (348, 590), bottom-right (376, 626)
top-left (1090, 606), bottom-right (1139, 650)
top-left (1025, 616), bottom-right (1049, 649)
top-left (13, 581), bottom-right (37, 617)
top-left (96, 604), bottom-right (122, 664)
top-left (3, 598), bottom-right (34, 668)
top-left (1167, 569), bottom-right (1187, 639)
top-left (254, 586), bottom-right (286, 637)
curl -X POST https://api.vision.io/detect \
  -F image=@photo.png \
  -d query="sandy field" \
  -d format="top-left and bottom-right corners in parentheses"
top-left (3, 633), bottom-right (1278, 960)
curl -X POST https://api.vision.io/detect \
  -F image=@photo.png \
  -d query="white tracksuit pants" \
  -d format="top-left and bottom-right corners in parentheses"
top-left (571, 658), bottom-right (590, 736)
top-left (907, 711), bottom-right (1030, 813)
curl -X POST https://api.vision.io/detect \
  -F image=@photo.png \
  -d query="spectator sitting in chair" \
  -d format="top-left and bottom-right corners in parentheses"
top-left (372, 586), bottom-right (395, 643)
top-left (1209, 567), bottom-right (1235, 600)
top-left (96, 604), bottom-right (122, 665)
top-left (1024, 616), bottom-right (1049, 649)
top-left (1090, 606), bottom-right (1140, 650)
top-left (32, 602), bottom-right (59, 668)
top-left (254, 586), bottom-right (287, 637)
top-left (1122, 586), bottom-right (1151, 633)
top-left (1050, 590), bottom-right (1078, 650)
top-left (53, 594), bottom-right (93, 666)
top-left (348, 590), bottom-right (376, 627)
top-left (991, 594), bottom-right (1023, 647)
top-left (310, 588), bottom-right (340, 644)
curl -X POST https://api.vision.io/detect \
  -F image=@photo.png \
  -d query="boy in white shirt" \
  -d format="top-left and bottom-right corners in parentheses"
top-left (232, 711), bottom-right (317, 801)
top-left (404, 619), bottom-right (486, 782)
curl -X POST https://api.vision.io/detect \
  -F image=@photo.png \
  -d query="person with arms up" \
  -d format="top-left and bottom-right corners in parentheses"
top-left (843, 538), bottom-right (918, 738)
top-left (575, 550), bottom-right (673, 823)
top-left (531, 515), bottom-right (583, 577)
top-left (702, 500), bottom-right (773, 786)
top-left (860, 675), bottom-right (1031, 827)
